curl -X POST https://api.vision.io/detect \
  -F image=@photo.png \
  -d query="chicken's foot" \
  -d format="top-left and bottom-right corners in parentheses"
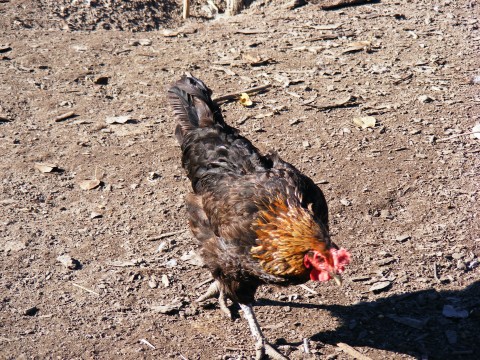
top-left (239, 303), bottom-right (288, 360)
top-left (196, 280), bottom-right (232, 319)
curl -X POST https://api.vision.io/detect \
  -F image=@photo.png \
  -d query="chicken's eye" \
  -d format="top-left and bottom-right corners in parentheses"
top-left (313, 252), bottom-right (325, 263)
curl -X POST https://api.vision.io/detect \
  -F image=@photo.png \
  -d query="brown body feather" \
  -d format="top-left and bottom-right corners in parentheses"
top-left (168, 75), bottom-right (332, 304)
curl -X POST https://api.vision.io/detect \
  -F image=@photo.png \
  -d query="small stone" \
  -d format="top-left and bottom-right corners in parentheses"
top-left (380, 209), bottom-right (393, 219)
top-left (23, 306), bottom-right (39, 316)
top-left (161, 274), bottom-right (170, 287)
top-left (302, 140), bottom-right (311, 149)
top-left (138, 39), bottom-right (152, 46)
top-left (456, 260), bottom-right (467, 271)
top-left (57, 254), bottom-right (80, 270)
top-left (452, 252), bottom-right (464, 260)
top-left (4, 241), bottom-right (26, 252)
top-left (340, 198), bottom-right (351, 206)
top-left (369, 281), bottom-right (392, 293)
top-left (165, 259), bottom-right (177, 268)
top-left (442, 305), bottom-right (469, 319)
top-left (418, 94), bottom-right (433, 103)
top-left (395, 234), bottom-right (411, 243)
top-left (148, 172), bottom-right (160, 181)
top-left (445, 330), bottom-right (457, 345)
top-left (90, 212), bottom-right (103, 219)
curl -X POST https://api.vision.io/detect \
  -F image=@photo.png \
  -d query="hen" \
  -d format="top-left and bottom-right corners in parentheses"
top-left (168, 74), bottom-right (350, 359)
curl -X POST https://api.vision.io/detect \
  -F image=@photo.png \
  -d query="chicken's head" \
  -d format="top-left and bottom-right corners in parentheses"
top-left (303, 248), bottom-right (351, 285)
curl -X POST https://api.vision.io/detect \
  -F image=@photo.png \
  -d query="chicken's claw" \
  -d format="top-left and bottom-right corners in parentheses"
top-left (196, 280), bottom-right (232, 319)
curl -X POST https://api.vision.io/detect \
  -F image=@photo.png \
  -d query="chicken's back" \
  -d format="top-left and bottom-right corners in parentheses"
top-left (168, 75), bottom-right (272, 192)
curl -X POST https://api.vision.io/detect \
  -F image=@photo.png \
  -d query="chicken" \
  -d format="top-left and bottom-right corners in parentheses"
top-left (183, 0), bottom-right (244, 19)
top-left (167, 74), bottom-right (351, 359)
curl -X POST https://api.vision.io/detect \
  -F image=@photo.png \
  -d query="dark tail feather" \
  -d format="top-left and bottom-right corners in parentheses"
top-left (167, 74), bottom-right (225, 144)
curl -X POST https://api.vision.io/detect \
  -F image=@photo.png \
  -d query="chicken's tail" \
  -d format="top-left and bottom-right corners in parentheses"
top-left (167, 73), bottom-right (226, 144)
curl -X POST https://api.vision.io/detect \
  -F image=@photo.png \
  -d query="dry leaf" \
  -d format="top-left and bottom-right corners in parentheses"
top-left (239, 93), bottom-right (253, 107)
top-left (353, 116), bottom-right (376, 129)
top-left (34, 162), bottom-right (58, 173)
top-left (79, 179), bottom-right (101, 190)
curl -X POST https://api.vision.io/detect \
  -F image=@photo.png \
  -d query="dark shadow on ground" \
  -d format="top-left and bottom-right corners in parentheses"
top-left (258, 281), bottom-right (480, 359)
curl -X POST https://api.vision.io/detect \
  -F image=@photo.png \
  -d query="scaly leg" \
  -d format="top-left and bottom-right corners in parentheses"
top-left (196, 280), bottom-right (232, 319)
top-left (239, 303), bottom-right (289, 360)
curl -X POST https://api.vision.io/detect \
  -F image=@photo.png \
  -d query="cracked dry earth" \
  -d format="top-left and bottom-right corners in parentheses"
top-left (0, 0), bottom-right (479, 359)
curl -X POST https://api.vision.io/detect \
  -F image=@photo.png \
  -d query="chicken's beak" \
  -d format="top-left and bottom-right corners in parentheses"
top-left (330, 272), bottom-right (343, 286)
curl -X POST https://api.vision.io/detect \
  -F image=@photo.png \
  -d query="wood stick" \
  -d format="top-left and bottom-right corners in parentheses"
top-left (337, 343), bottom-right (373, 360)
top-left (320, 0), bottom-right (375, 10)
top-left (436, 130), bottom-right (480, 143)
top-left (433, 262), bottom-right (441, 283)
top-left (139, 338), bottom-right (156, 350)
top-left (72, 282), bottom-right (100, 296)
top-left (213, 84), bottom-right (272, 103)
top-left (299, 284), bottom-right (318, 295)
top-left (183, 0), bottom-right (190, 19)
top-left (147, 230), bottom-right (186, 241)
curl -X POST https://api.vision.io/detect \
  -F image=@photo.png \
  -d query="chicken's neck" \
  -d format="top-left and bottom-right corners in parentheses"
top-left (250, 195), bottom-right (329, 278)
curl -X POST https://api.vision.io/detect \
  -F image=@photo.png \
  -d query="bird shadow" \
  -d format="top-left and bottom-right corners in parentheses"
top-left (257, 281), bottom-right (480, 359)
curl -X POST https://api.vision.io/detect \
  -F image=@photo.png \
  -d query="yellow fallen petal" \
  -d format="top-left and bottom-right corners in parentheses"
top-left (239, 93), bottom-right (253, 107)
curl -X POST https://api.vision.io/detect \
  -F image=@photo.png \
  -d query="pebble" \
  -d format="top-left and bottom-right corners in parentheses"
top-left (442, 305), bottom-right (469, 319)
top-left (445, 330), bottom-right (458, 345)
top-left (165, 259), bottom-right (178, 268)
top-left (395, 235), bottom-right (412, 242)
top-left (456, 260), bottom-right (467, 271)
top-left (369, 281), bottom-right (392, 293)
top-left (161, 274), bottom-right (170, 287)
top-left (302, 140), bottom-right (311, 149)
top-left (451, 252), bottom-right (464, 260)
top-left (23, 306), bottom-right (39, 316)
top-left (418, 94), bottom-right (433, 103)
top-left (340, 198), bottom-right (351, 206)
top-left (57, 254), bottom-right (80, 270)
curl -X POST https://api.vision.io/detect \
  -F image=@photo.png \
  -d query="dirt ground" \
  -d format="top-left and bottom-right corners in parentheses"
top-left (1, 0), bottom-right (479, 359)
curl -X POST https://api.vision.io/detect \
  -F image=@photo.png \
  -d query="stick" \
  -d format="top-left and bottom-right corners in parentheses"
top-left (213, 84), bottom-right (272, 103)
top-left (433, 262), bottom-right (441, 283)
top-left (337, 343), bottom-right (373, 360)
top-left (183, 0), bottom-right (190, 19)
top-left (54, 111), bottom-right (76, 122)
top-left (436, 131), bottom-right (480, 143)
top-left (299, 284), bottom-right (318, 295)
top-left (303, 338), bottom-right (310, 354)
top-left (139, 338), bottom-right (156, 350)
top-left (320, 0), bottom-right (375, 10)
top-left (72, 282), bottom-right (100, 296)
top-left (147, 230), bottom-right (186, 241)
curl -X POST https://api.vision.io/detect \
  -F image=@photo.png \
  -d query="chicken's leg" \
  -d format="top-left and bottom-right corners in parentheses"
top-left (196, 280), bottom-right (232, 319)
top-left (239, 303), bottom-right (288, 360)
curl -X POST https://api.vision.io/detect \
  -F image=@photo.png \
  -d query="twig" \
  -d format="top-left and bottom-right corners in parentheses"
top-left (182, 0), bottom-right (190, 19)
top-left (213, 84), bottom-right (272, 103)
top-left (299, 284), bottom-right (318, 295)
top-left (303, 338), bottom-right (310, 354)
top-left (72, 282), bottom-right (100, 296)
top-left (436, 131), bottom-right (480, 143)
top-left (139, 338), bottom-right (156, 350)
top-left (320, 0), bottom-right (376, 10)
top-left (147, 230), bottom-right (187, 241)
top-left (433, 262), bottom-right (441, 283)
top-left (337, 343), bottom-right (373, 360)
top-left (54, 111), bottom-right (76, 122)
